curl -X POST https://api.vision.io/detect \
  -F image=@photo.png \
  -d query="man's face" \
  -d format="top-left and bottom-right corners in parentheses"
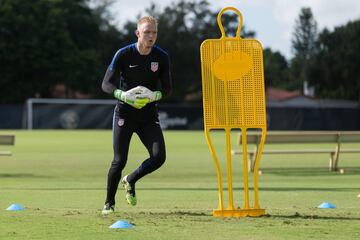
top-left (136, 22), bottom-right (157, 49)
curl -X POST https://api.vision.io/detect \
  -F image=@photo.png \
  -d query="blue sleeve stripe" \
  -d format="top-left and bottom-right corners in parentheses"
top-left (108, 44), bottom-right (133, 71)
top-left (108, 49), bottom-right (122, 71)
top-left (154, 45), bottom-right (169, 56)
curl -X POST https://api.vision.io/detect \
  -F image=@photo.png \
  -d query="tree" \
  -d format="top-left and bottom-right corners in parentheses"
top-left (263, 48), bottom-right (289, 88)
top-left (290, 7), bottom-right (317, 90)
top-left (0, 0), bottom-right (262, 103)
top-left (307, 20), bottom-right (360, 100)
top-left (0, 0), bottom-right (103, 103)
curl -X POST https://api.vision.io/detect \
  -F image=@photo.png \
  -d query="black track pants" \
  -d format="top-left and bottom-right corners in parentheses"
top-left (105, 112), bottom-right (166, 205)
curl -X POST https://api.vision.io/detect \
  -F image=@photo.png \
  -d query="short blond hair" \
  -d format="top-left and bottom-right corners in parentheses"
top-left (137, 16), bottom-right (158, 28)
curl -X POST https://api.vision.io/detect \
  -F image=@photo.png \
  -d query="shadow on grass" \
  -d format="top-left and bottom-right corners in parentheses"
top-left (143, 211), bottom-right (211, 217)
top-left (0, 173), bottom-right (52, 178)
top-left (267, 212), bottom-right (360, 221)
top-left (259, 167), bottom-right (360, 176)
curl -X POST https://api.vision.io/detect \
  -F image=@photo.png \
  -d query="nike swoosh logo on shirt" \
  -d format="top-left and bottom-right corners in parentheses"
top-left (129, 64), bottom-right (138, 68)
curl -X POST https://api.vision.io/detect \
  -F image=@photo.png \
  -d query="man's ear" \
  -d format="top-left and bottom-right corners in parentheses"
top-left (135, 29), bottom-right (140, 38)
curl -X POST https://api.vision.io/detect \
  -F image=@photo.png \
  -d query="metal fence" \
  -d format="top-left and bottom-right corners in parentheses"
top-left (0, 98), bottom-right (359, 130)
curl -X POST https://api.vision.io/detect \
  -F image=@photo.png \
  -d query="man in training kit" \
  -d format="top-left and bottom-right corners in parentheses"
top-left (101, 16), bottom-right (172, 214)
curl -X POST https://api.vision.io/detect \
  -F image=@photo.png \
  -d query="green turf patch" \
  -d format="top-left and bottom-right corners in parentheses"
top-left (0, 130), bottom-right (359, 239)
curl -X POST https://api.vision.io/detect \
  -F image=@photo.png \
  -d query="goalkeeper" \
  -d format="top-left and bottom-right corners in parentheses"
top-left (101, 16), bottom-right (172, 215)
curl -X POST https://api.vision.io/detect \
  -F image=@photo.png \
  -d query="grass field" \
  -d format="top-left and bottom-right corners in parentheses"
top-left (0, 130), bottom-right (360, 240)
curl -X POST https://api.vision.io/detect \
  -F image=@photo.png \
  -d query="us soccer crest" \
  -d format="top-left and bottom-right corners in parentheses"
top-left (151, 62), bottom-right (158, 72)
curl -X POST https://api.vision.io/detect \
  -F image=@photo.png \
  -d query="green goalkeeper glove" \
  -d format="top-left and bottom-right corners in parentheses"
top-left (114, 88), bottom-right (149, 109)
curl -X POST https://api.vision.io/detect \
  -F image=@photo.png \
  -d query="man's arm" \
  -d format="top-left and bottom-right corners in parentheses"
top-left (101, 50), bottom-right (121, 95)
top-left (160, 54), bottom-right (173, 99)
top-left (101, 68), bottom-right (117, 95)
top-left (101, 50), bottom-right (148, 109)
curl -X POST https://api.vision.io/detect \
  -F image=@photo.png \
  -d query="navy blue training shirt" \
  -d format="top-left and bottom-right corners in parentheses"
top-left (102, 43), bottom-right (172, 119)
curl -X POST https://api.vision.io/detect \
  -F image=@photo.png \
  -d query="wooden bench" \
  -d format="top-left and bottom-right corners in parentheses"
top-left (231, 131), bottom-right (360, 172)
top-left (0, 135), bottom-right (15, 156)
